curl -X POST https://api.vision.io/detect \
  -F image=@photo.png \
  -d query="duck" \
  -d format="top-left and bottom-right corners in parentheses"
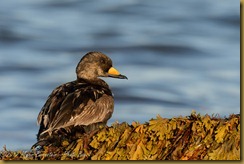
top-left (34, 51), bottom-right (127, 147)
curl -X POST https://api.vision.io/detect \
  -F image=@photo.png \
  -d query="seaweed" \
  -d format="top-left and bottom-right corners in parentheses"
top-left (0, 111), bottom-right (240, 160)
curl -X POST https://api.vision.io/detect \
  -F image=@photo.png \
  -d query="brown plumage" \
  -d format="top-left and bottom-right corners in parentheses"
top-left (33, 52), bottom-right (127, 147)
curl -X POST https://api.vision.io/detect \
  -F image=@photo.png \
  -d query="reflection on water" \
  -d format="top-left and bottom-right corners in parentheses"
top-left (0, 0), bottom-right (239, 150)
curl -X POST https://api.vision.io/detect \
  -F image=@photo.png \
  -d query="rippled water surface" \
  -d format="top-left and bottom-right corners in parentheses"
top-left (0, 0), bottom-right (239, 150)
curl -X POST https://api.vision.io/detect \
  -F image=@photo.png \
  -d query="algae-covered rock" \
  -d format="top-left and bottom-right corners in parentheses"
top-left (0, 112), bottom-right (240, 160)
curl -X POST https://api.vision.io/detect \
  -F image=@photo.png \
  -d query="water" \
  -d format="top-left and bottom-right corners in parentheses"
top-left (0, 0), bottom-right (239, 150)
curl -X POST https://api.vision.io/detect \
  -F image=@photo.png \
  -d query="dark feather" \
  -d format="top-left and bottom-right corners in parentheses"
top-left (37, 79), bottom-right (113, 141)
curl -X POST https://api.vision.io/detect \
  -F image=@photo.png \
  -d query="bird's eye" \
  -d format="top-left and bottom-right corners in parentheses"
top-left (100, 59), bottom-right (105, 64)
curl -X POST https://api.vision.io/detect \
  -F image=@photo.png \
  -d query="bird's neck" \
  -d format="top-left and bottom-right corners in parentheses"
top-left (76, 77), bottom-right (109, 88)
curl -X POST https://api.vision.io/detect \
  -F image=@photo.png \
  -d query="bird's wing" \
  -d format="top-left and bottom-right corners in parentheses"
top-left (49, 93), bottom-right (114, 130)
top-left (38, 83), bottom-right (114, 136)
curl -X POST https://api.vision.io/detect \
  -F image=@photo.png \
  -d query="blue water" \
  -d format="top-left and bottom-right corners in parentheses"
top-left (0, 0), bottom-right (239, 150)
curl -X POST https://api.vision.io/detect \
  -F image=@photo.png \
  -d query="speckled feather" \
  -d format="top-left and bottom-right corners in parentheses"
top-left (37, 80), bottom-right (113, 139)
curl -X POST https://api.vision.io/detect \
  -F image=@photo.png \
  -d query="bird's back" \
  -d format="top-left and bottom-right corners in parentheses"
top-left (37, 79), bottom-right (114, 142)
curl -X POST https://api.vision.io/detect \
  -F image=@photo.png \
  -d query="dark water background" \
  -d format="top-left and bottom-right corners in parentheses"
top-left (0, 0), bottom-right (239, 150)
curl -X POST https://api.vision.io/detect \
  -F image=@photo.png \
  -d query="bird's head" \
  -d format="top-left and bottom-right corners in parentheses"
top-left (76, 52), bottom-right (127, 80)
